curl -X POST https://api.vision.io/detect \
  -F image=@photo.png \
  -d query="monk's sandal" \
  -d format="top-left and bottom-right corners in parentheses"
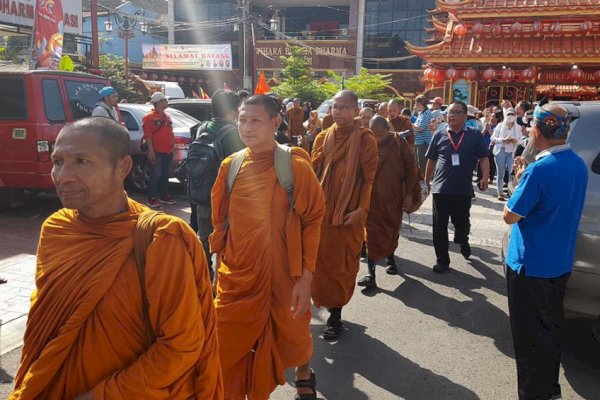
top-left (294, 370), bottom-right (317, 400)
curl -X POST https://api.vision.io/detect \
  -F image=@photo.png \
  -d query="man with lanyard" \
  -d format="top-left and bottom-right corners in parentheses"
top-left (425, 101), bottom-right (490, 273)
top-left (503, 104), bottom-right (587, 400)
top-left (142, 92), bottom-right (176, 208)
top-left (91, 86), bottom-right (122, 123)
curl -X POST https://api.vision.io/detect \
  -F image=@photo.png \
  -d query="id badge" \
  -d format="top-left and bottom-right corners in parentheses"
top-left (451, 153), bottom-right (460, 166)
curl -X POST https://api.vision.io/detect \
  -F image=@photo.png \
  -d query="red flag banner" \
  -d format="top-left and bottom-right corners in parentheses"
top-left (32, 0), bottom-right (64, 70)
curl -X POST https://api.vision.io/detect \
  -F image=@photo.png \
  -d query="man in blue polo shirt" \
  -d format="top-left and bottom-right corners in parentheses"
top-left (425, 101), bottom-right (490, 273)
top-left (503, 103), bottom-right (588, 400)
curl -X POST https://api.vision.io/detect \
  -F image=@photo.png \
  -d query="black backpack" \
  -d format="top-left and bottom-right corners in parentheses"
top-left (182, 123), bottom-right (237, 206)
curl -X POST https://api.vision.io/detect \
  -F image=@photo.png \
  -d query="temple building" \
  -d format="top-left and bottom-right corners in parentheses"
top-left (406, 0), bottom-right (600, 108)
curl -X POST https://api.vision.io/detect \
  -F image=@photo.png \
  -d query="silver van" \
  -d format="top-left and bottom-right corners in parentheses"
top-left (502, 101), bottom-right (600, 319)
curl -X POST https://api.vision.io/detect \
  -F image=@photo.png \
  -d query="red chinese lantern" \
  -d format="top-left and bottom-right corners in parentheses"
top-left (140, 72), bottom-right (148, 79)
top-left (569, 68), bottom-right (584, 83)
top-left (463, 68), bottom-right (477, 81)
top-left (178, 76), bottom-right (185, 83)
top-left (580, 21), bottom-right (594, 34)
top-left (522, 67), bottom-right (535, 82)
top-left (549, 22), bottom-right (562, 34)
top-left (453, 23), bottom-right (467, 37)
top-left (151, 73), bottom-right (159, 80)
top-left (593, 70), bottom-right (600, 83)
top-left (491, 22), bottom-right (502, 36)
top-left (510, 21), bottom-right (523, 36)
top-left (472, 22), bottom-right (485, 37)
top-left (531, 20), bottom-right (544, 35)
top-left (446, 68), bottom-right (458, 80)
top-left (423, 67), bottom-right (433, 81)
top-left (482, 68), bottom-right (496, 82)
top-left (502, 67), bottom-right (515, 81)
top-left (160, 74), bottom-right (168, 81)
top-left (433, 68), bottom-right (446, 82)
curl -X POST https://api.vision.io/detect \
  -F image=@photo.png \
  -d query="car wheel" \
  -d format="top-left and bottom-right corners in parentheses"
top-left (127, 156), bottom-right (153, 193)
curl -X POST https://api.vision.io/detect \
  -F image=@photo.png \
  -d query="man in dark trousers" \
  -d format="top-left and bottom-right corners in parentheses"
top-left (424, 100), bottom-right (490, 273)
top-left (503, 103), bottom-right (587, 400)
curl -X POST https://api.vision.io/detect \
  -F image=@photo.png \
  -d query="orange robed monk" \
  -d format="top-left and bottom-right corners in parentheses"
top-left (10, 118), bottom-right (222, 400)
top-left (210, 95), bottom-right (325, 400)
top-left (286, 98), bottom-right (310, 152)
top-left (388, 98), bottom-right (415, 148)
top-left (311, 90), bottom-right (378, 341)
top-left (357, 116), bottom-right (421, 289)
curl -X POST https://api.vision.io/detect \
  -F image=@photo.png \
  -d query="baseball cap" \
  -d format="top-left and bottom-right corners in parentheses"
top-left (433, 97), bottom-right (443, 104)
top-left (467, 105), bottom-right (479, 117)
top-left (98, 86), bottom-right (117, 98)
top-left (150, 92), bottom-right (167, 103)
top-left (505, 107), bottom-right (516, 116)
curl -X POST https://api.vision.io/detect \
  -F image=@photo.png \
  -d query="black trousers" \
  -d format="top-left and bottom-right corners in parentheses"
top-left (432, 193), bottom-right (471, 266)
top-left (506, 267), bottom-right (570, 400)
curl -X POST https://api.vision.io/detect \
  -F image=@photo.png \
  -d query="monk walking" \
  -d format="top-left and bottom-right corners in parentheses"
top-left (10, 117), bottom-right (221, 399)
top-left (210, 95), bottom-right (325, 399)
top-left (287, 98), bottom-right (310, 151)
top-left (388, 98), bottom-right (415, 148)
top-left (357, 116), bottom-right (420, 288)
top-left (311, 90), bottom-right (378, 340)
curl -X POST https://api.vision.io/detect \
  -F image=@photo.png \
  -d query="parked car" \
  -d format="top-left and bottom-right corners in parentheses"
top-left (166, 99), bottom-right (212, 127)
top-left (118, 104), bottom-right (200, 193)
top-left (316, 98), bottom-right (379, 119)
top-left (0, 70), bottom-right (109, 210)
top-left (501, 101), bottom-right (600, 319)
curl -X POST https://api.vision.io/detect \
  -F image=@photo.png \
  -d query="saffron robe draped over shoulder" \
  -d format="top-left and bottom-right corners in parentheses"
top-left (311, 120), bottom-right (378, 308)
top-left (210, 147), bottom-right (325, 400)
top-left (389, 115), bottom-right (415, 148)
top-left (11, 198), bottom-right (222, 400)
top-left (287, 107), bottom-right (310, 152)
top-left (321, 114), bottom-right (334, 131)
top-left (366, 133), bottom-right (419, 261)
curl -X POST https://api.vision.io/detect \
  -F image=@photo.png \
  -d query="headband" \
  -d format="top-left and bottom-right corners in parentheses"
top-left (533, 106), bottom-right (571, 139)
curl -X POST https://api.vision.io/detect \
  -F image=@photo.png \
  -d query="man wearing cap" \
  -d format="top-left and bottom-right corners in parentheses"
top-left (143, 92), bottom-right (176, 208)
top-left (413, 95), bottom-right (434, 172)
top-left (503, 103), bottom-right (587, 400)
top-left (431, 97), bottom-right (443, 111)
top-left (92, 87), bottom-right (122, 123)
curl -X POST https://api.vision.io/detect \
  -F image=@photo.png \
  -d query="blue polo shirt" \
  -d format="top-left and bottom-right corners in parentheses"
top-left (506, 144), bottom-right (588, 278)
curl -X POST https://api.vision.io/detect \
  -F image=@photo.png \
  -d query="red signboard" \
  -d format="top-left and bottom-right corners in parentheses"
top-left (31, 0), bottom-right (63, 70)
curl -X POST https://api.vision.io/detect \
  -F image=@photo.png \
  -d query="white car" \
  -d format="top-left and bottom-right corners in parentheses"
top-left (118, 103), bottom-right (200, 193)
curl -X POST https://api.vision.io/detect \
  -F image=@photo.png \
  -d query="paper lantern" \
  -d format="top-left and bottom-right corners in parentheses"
top-left (463, 68), bottom-right (477, 81)
top-left (522, 67), bottom-right (535, 81)
top-left (433, 68), bottom-right (446, 82)
top-left (531, 20), bottom-right (543, 35)
top-left (151, 73), bottom-right (159, 80)
top-left (580, 21), bottom-right (594, 34)
top-left (549, 22), bottom-right (562, 34)
top-left (160, 74), bottom-right (168, 81)
top-left (593, 70), bottom-right (600, 83)
top-left (491, 22), bottom-right (502, 36)
top-left (140, 72), bottom-right (148, 79)
top-left (453, 24), bottom-right (467, 37)
top-left (423, 67), bottom-right (433, 81)
top-left (472, 22), bottom-right (484, 37)
top-left (178, 76), bottom-right (185, 83)
top-left (569, 68), bottom-right (584, 83)
top-left (482, 68), bottom-right (496, 82)
top-left (510, 21), bottom-right (523, 36)
top-left (502, 68), bottom-right (515, 81)
top-left (446, 68), bottom-right (458, 80)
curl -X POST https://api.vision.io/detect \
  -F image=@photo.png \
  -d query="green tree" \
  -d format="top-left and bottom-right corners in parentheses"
top-left (271, 44), bottom-right (328, 104)
top-left (322, 68), bottom-right (394, 101)
top-left (98, 54), bottom-right (144, 103)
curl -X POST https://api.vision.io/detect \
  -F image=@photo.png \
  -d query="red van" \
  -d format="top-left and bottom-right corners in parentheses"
top-left (0, 70), bottom-right (109, 209)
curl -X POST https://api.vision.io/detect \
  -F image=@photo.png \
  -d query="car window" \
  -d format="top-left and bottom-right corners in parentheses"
top-left (0, 77), bottom-right (27, 119)
top-left (42, 79), bottom-right (66, 122)
top-left (166, 108), bottom-right (200, 127)
top-left (170, 104), bottom-right (211, 122)
top-left (65, 81), bottom-right (106, 120)
top-left (120, 110), bottom-right (139, 131)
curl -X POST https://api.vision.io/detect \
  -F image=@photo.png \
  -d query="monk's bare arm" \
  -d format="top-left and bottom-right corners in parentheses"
top-left (357, 132), bottom-right (379, 212)
top-left (93, 231), bottom-right (212, 397)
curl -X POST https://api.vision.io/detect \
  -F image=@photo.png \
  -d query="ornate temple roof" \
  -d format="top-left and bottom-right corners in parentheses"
top-left (436, 0), bottom-right (600, 19)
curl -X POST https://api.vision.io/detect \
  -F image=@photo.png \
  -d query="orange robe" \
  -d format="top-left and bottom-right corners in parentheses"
top-left (210, 147), bottom-right (325, 399)
top-left (287, 107), bottom-right (309, 152)
top-left (311, 120), bottom-right (378, 308)
top-left (389, 115), bottom-right (415, 148)
top-left (321, 114), bottom-right (333, 131)
top-left (366, 133), bottom-right (419, 260)
top-left (11, 198), bottom-right (222, 400)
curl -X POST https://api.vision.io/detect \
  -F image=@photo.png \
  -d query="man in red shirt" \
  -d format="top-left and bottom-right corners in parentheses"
top-left (142, 92), bottom-right (176, 208)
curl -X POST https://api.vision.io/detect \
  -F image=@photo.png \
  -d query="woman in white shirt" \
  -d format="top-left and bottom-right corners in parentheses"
top-left (491, 107), bottom-right (522, 200)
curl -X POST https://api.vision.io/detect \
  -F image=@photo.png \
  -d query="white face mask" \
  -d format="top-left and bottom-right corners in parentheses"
top-left (506, 115), bottom-right (516, 123)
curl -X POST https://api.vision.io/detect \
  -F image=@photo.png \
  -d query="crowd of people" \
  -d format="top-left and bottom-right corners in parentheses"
top-left (8, 87), bottom-right (588, 400)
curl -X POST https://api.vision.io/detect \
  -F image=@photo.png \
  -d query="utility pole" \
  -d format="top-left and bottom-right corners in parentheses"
top-left (241, 0), bottom-right (251, 90)
top-left (356, 0), bottom-right (365, 75)
top-left (91, 0), bottom-right (99, 68)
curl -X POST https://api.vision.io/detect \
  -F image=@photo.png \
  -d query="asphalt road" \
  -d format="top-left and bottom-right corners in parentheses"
top-left (1, 185), bottom-right (599, 399)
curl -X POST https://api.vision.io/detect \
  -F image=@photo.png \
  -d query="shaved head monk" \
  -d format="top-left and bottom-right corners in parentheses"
top-left (210, 95), bottom-right (325, 399)
top-left (388, 98), bottom-right (415, 148)
top-left (10, 117), bottom-right (222, 399)
top-left (311, 90), bottom-right (378, 340)
top-left (287, 97), bottom-right (309, 152)
top-left (357, 116), bottom-right (420, 288)
top-left (359, 107), bottom-right (374, 128)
